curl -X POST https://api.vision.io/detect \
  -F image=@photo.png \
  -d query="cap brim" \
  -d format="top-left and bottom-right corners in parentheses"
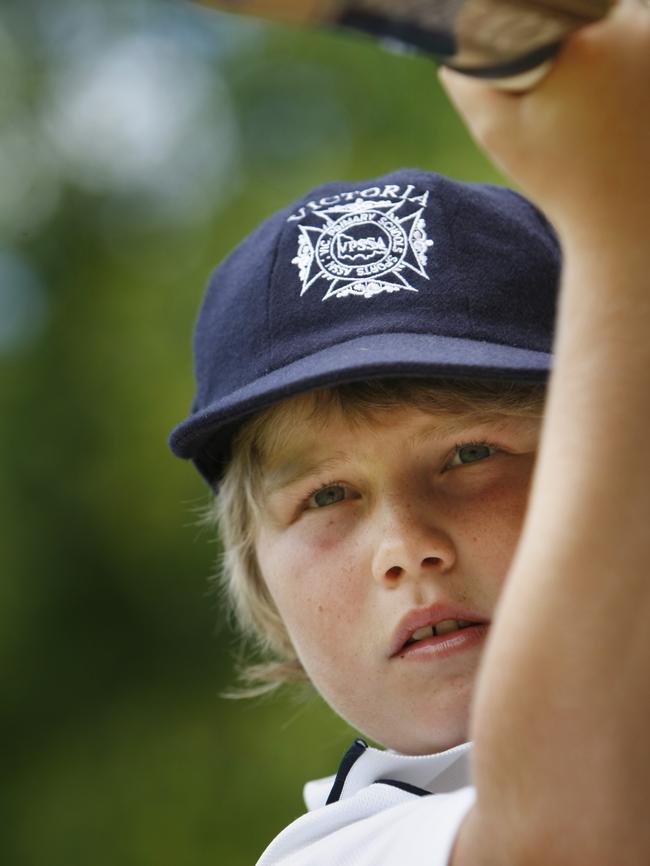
top-left (170, 332), bottom-right (551, 471)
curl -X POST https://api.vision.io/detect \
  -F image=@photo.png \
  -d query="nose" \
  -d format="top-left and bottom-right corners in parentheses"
top-left (370, 500), bottom-right (457, 587)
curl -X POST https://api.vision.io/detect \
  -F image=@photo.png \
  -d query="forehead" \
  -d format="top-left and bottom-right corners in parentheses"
top-left (250, 388), bottom-right (530, 475)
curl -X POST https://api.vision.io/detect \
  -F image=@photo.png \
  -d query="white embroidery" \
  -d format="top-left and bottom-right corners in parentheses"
top-left (290, 187), bottom-right (434, 301)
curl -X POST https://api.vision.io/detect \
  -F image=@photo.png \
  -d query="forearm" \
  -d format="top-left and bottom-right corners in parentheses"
top-left (460, 231), bottom-right (650, 865)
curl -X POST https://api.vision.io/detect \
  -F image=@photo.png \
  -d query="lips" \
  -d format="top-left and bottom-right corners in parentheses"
top-left (389, 603), bottom-right (489, 658)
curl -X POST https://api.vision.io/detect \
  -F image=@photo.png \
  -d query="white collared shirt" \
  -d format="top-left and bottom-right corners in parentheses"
top-left (256, 739), bottom-right (475, 866)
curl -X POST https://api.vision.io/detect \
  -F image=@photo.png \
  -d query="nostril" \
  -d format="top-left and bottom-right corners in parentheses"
top-left (386, 565), bottom-right (403, 579)
top-left (422, 556), bottom-right (442, 568)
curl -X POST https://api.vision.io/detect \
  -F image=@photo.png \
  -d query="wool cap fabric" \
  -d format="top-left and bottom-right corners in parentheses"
top-left (169, 168), bottom-right (560, 482)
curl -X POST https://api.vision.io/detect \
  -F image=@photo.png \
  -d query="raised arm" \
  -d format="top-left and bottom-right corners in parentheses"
top-left (440, 4), bottom-right (650, 864)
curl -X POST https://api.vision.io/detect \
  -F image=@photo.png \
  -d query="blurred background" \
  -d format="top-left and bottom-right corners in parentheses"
top-left (0, 0), bottom-right (504, 863)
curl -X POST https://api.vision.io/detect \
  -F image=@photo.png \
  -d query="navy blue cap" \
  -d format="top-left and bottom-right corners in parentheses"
top-left (170, 169), bottom-right (560, 482)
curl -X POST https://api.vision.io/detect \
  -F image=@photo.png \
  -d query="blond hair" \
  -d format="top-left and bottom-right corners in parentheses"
top-left (207, 377), bottom-right (546, 697)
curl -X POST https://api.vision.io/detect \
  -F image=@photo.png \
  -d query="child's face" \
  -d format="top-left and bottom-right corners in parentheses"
top-left (254, 397), bottom-right (540, 755)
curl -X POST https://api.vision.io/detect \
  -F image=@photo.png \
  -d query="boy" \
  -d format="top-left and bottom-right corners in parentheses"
top-left (170, 2), bottom-right (650, 864)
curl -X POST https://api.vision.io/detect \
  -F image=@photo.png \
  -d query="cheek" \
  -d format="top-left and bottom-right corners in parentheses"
top-left (256, 524), bottom-right (368, 659)
top-left (459, 470), bottom-right (533, 588)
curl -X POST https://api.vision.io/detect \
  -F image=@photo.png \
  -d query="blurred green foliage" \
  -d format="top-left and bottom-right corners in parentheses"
top-left (0, 0), bottom-right (504, 864)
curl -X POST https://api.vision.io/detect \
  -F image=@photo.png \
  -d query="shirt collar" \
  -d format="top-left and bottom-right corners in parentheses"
top-left (304, 740), bottom-right (472, 811)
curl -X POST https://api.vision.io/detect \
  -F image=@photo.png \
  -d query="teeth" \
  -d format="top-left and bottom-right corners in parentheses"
top-left (434, 619), bottom-right (459, 636)
top-left (411, 625), bottom-right (435, 642)
top-left (405, 619), bottom-right (477, 647)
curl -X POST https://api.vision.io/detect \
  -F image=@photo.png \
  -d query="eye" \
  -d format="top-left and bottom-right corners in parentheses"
top-left (447, 441), bottom-right (498, 468)
top-left (307, 483), bottom-right (352, 509)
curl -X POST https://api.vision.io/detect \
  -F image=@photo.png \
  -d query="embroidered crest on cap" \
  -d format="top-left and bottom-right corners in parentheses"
top-left (289, 184), bottom-right (434, 300)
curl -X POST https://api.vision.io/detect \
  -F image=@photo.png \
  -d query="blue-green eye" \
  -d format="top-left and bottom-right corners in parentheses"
top-left (309, 484), bottom-right (347, 508)
top-left (449, 442), bottom-right (497, 467)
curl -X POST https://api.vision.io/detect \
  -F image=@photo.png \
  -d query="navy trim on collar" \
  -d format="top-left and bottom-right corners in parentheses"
top-left (326, 739), bottom-right (368, 805)
top-left (375, 778), bottom-right (431, 797)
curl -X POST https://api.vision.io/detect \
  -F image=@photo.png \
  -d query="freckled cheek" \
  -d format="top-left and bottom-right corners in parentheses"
top-left (461, 476), bottom-right (532, 585)
top-left (258, 528), bottom-right (369, 664)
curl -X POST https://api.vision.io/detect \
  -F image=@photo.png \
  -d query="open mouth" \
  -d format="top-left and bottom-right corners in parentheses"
top-left (402, 619), bottom-right (479, 650)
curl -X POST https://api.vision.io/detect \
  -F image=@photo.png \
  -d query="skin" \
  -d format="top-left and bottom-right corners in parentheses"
top-left (255, 403), bottom-right (540, 755)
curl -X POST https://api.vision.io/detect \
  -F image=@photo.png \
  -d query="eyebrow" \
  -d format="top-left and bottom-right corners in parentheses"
top-left (407, 414), bottom-right (512, 446)
top-left (262, 452), bottom-right (354, 496)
